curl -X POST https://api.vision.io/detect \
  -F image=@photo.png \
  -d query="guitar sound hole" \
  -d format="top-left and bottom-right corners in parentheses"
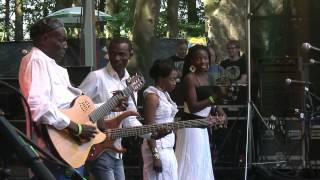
top-left (79, 101), bottom-right (91, 112)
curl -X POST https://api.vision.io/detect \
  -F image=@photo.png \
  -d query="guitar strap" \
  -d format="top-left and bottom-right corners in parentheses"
top-left (126, 79), bottom-right (138, 109)
top-left (129, 87), bottom-right (138, 109)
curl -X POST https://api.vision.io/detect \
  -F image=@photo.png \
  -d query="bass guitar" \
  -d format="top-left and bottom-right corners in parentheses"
top-left (46, 75), bottom-right (145, 168)
top-left (87, 113), bottom-right (226, 161)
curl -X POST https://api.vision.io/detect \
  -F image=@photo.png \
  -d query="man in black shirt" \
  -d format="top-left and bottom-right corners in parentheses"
top-left (221, 40), bottom-right (247, 84)
top-left (169, 39), bottom-right (188, 80)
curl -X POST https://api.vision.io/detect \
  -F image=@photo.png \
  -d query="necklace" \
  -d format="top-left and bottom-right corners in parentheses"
top-left (155, 85), bottom-right (175, 104)
top-left (155, 85), bottom-right (165, 92)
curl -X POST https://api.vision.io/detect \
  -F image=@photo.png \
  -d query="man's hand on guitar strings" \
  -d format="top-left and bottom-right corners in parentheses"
top-left (79, 124), bottom-right (98, 141)
top-left (112, 90), bottom-right (129, 112)
top-left (67, 121), bottom-right (98, 141)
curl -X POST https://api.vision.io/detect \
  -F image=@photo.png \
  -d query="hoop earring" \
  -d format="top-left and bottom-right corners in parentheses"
top-left (189, 65), bottom-right (196, 73)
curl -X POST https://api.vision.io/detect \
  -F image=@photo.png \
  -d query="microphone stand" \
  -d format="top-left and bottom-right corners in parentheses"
top-left (0, 80), bottom-right (84, 180)
top-left (244, 1), bottom-right (277, 179)
top-left (302, 83), bottom-right (313, 169)
top-left (244, 0), bottom-right (252, 179)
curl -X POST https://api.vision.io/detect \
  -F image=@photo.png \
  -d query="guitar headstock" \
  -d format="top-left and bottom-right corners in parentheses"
top-left (127, 74), bottom-right (145, 91)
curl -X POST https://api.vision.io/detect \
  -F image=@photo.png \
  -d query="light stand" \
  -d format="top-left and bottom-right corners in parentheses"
top-left (244, 0), bottom-right (287, 178)
top-left (244, 0), bottom-right (252, 179)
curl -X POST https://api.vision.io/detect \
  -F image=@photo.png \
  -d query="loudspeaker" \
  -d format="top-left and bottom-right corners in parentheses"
top-left (65, 66), bottom-right (91, 87)
top-left (260, 61), bottom-right (303, 117)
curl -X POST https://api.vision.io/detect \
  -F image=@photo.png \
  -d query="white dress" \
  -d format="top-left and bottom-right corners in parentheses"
top-left (175, 104), bottom-right (215, 180)
top-left (141, 86), bottom-right (179, 180)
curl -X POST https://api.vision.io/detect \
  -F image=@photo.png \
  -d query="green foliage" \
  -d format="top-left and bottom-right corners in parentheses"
top-left (23, 0), bottom-right (56, 38)
top-left (105, 0), bottom-right (134, 37)
top-left (0, 0), bottom-right (56, 41)
top-left (154, 0), bottom-right (206, 38)
top-left (0, 0), bottom-right (206, 41)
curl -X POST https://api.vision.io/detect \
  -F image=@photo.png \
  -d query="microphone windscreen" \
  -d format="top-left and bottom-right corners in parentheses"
top-left (285, 78), bottom-right (291, 85)
top-left (302, 43), bottom-right (311, 51)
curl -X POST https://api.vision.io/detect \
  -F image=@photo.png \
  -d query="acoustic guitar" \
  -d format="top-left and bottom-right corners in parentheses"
top-left (87, 112), bottom-right (226, 162)
top-left (46, 75), bottom-right (145, 168)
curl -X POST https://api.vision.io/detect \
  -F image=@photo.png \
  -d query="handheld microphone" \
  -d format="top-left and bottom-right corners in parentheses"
top-left (302, 43), bottom-right (320, 52)
top-left (310, 59), bottom-right (320, 64)
top-left (285, 78), bottom-right (311, 85)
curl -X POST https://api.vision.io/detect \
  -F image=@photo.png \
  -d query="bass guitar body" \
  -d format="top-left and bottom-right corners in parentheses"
top-left (86, 111), bottom-right (138, 162)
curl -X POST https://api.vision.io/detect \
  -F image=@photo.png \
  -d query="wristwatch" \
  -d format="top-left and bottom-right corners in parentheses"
top-left (151, 148), bottom-right (160, 160)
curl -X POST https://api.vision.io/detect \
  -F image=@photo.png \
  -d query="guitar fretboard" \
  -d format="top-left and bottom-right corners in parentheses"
top-left (109, 118), bottom-right (211, 140)
top-left (89, 86), bottom-right (135, 123)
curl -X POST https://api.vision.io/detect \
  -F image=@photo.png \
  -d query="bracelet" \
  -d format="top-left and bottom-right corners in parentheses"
top-left (77, 123), bottom-right (83, 136)
top-left (208, 96), bottom-right (215, 104)
top-left (151, 148), bottom-right (160, 160)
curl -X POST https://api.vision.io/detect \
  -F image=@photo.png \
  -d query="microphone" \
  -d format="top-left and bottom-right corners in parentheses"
top-left (310, 59), bottom-right (320, 64)
top-left (302, 43), bottom-right (320, 52)
top-left (285, 78), bottom-right (311, 85)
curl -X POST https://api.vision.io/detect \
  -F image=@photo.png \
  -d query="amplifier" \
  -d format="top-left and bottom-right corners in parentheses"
top-left (310, 125), bottom-right (320, 162)
top-left (211, 116), bottom-right (247, 167)
top-left (257, 117), bottom-right (303, 169)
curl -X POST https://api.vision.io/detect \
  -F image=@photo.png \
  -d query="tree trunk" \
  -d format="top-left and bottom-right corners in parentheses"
top-left (167, 0), bottom-right (179, 38)
top-left (14, 0), bottom-right (23, 41)
top-left (127, 0), bottom-right (136, 28)
top-left (132, 0), bottom-right (157, 82)
top-left (4, 0), bottom-right (10, 41)
top-left (203, 0), bottom-right (246, 61)
top-left (187, 0), bottom-right (198, 23)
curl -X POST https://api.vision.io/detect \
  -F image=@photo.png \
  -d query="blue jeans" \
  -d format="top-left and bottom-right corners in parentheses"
top-left (86, 152), bottom-right (125, 180)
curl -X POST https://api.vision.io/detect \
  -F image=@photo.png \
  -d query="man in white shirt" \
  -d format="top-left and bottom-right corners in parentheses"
top-left (18, 18), bottom-right (126, 180)
top-left (80, 37), bottom-right (156, 180)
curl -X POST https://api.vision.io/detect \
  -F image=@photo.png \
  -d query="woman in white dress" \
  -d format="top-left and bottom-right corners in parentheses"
top-left (141, 59), bottom-right (179, 180)
top-left (175, 45), bottom-right (226, 180)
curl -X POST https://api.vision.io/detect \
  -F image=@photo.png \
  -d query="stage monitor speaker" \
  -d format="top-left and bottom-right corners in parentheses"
top-left (310, 125), bottom-right (320, 166)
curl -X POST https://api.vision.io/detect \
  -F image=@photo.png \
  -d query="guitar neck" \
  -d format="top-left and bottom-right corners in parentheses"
top-left (89, 86), bottom-right (134, 123)
top-left (109, 118), bottom-right (210, 139)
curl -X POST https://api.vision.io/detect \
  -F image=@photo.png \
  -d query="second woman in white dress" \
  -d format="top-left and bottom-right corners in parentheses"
top-left (141, 59), bottom-right (179, 180)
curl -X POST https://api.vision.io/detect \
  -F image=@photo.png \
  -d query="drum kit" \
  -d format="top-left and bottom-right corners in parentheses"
top-left (209, 67), bottom-right (247, 105)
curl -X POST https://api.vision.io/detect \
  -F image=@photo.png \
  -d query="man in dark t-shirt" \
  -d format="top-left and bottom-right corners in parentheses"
top-left (169, 39), bottom-right (188, 80)
top-left (220, 40), bottom-right (247, 84)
